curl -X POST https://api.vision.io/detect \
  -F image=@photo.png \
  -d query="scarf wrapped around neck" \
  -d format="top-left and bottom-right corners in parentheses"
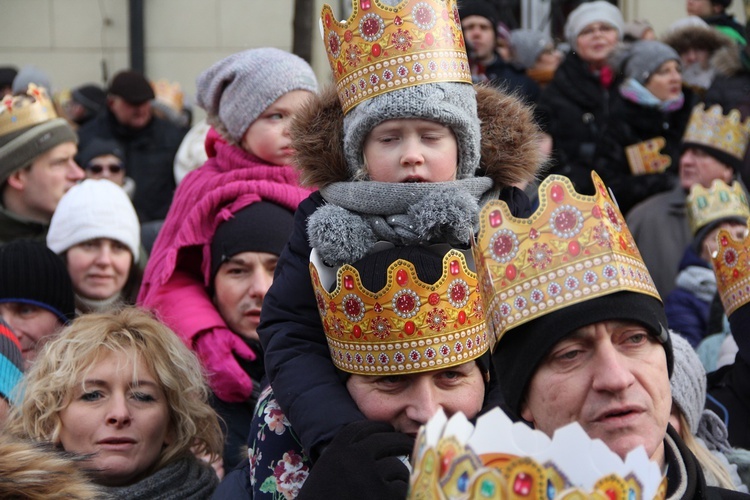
top-left (619, 77), bottom-right (685, 112)
top-left (308, 177), bottom-right (497, 265)
top-left (101, 456), bottom-right (218, 499)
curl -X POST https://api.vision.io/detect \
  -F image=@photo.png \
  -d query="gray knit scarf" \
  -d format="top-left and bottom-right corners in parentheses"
top-left (308, 178), bottom-right (497, 265)
top-left (101, 456), bottom-right (218, 499)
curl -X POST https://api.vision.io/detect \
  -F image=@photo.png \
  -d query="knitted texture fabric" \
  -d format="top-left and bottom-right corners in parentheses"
top-left (0, 118), bottom-right (77, 184)
top-left (196, 48), bottom-right (318, 143)
top-left (47, 179), bottom-right (140, 262)
top-left (620, 40), bottom-right (680, 85)
top-left (75, 137), bottom-right (125, 169)
top-left (0, 319), bottom-right (22, 404)
top-left (342, 82), bottom-right (481, 180)
top-left (101, 456), bottom-right (218, 500)
top-left (670, 333), bottom-right (707, 432)
top-left (564, 0), bottom-right (624, 49)
top-left (510, 29), bottom-right (551, 70)
top-left (0, 240), bottom-right (75, 323)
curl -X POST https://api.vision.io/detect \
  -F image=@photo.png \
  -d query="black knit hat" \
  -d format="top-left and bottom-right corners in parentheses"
top-left (458, 0), bottom-right (500, 33)
top-left (75, 137), bottom-right (126, 169)
top-left (108, 70), bottom-right (155, 105)
top-left (0, 240), bottom-right (76, 324)
top-left (71, 84), bottom-right (106, 119)
top-left (492, 292), bottom-right (673, 418)
top-left (211, 202), bottom-right (295, 280)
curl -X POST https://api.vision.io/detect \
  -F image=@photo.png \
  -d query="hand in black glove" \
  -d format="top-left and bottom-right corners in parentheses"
top-left (297, 420), bottom-right (415, 500)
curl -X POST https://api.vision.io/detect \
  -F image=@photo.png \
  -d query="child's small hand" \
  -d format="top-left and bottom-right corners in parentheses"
top-left (194, 327), bottom-right (256, 402)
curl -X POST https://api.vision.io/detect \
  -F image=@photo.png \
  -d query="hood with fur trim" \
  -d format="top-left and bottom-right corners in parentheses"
top-left (291, 84), bottom-right (544, 189)
top-left (662, 24), bottom-right (734, 57)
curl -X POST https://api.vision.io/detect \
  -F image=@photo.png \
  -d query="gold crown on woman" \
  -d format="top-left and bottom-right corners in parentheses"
top-left (0, 84), bottom-right (58, 136)
top-left (683, 104), bottom-right (750, 162)
top-left (686, 180), bottom-right (750, 236)
top-left (320, 0), bottom-right (472, 114)
top-left (472, 172), bottom-right (660, 346)
top-left (711, 217), bottom-right (750, 315)
top-left (309, 247), bottom-right (488, 375)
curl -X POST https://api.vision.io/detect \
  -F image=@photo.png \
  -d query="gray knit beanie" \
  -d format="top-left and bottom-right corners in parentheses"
top-left (510, 29), bottom-right (552, 70)
top-left (564, 0), bottom-right (624, 50)
top-left (196, 47), bottom-right (319, 143)
top-left (342, 82), bottom-right (481, 180)
top-left (621, 40), bottom-right (680, 85)
top-left (670, 333), bottom-right (706, 433)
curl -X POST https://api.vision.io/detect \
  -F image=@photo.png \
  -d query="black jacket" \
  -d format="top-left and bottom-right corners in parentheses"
top-left (472, 53), bottom-right (541, 105)
top-left (707, 356), bottom-right (750, 450)
top-left (77, 111), bottom-right (185, 222)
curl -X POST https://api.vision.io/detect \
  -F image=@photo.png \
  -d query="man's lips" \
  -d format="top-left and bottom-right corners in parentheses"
top-left (592, 405), bottom-right (644, 424)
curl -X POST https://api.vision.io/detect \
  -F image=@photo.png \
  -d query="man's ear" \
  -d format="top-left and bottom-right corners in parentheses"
top-left (5, 168), bottom-right (28, 191)
top-left (520, 398), bottom-right (534, 425)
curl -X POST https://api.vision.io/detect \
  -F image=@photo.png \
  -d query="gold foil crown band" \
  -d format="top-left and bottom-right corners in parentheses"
top-left (0, 84), bottom-right (59, 136)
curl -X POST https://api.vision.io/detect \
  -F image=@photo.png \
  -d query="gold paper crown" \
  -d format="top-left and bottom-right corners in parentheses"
top-left (320, 0), bottom-right (472, 114)
top-left (472, 172), bottom-right (661, 347)
top-left (0, 84), bottom-right (59, 136)
top-left (408, 409), bottom-right (668, 500)
top-left (625, 137), bottom-right (671, 176)
top-left (682, 104), bottom-right (750, 161)
top-left (686, 180), bottom-right (750, 237)
top-left (711, 217), bottom-right (750, 315)
top-left (309, 247), bottom-right (488, 375)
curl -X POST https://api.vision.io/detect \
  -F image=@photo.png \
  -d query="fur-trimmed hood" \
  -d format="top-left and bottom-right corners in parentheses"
top-left (291, 84), bottom-right (543, 189)
top-left (662, 24), bottom-right (734, 57)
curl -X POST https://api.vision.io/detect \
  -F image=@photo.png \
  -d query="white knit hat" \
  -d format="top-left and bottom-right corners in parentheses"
top-left (564, 0), bottom-right (624, 50)
top-left (47, 179), bottom-right (140, 262)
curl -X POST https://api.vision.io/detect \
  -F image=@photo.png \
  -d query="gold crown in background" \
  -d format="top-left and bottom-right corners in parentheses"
top-left (0, 84), bottom-right (59, 136)
top-left (472, 172), bottom-right (661, 347)
top-left (320, 0), bottom-right (472, 114)
top-left (151, 79), bottom-right (184, 112)
top-left (711, 217), bottom-right (750, 316)
top-left (682, 104), bottom-right (750, 162)
top-left (309, 247), bottom-right (488, 375)
top-left (686, 180), bottom-right (750, 237)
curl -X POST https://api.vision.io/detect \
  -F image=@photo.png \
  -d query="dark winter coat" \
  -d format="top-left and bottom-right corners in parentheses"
top-left (77, 110), bottom-right (186, 222)
top-left (536, 51), bottom-right (621, 194)
top-left (665, 246), bottom-right (715, 347)
top-left (258, 85), bottom-right (544, 459)
top-left (593, 89), bottom-right (695, 215)
top-left (707, 355), bottom-right (750, 450)
top-left (473, 53), bottom-right (541, 104)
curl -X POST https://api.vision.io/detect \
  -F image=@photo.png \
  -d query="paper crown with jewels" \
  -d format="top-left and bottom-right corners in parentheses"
top-left (320, 0), bottom-right (472, 114)
top-left (309, 245), bottom-right (488, 375)
top-left (471, 172), bottom-right (661, 347)
top-left (686, 180), bottom-right (750, 237)
top-left (408, 408), bottom-right (667, 500)
top-left (0, 84), bottom-right (59, 137)
top-left (682, 104), bottom-right (750, 163)
top-left (711, 217), bottom-right (750, 316)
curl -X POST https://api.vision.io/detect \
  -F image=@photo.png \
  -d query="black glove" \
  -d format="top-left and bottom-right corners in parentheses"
top-left (297, 420), bottom-right (415, 500)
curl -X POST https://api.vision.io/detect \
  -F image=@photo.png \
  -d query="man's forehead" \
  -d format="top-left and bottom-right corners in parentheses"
top-left (221, 251), bottom-right (278, 266)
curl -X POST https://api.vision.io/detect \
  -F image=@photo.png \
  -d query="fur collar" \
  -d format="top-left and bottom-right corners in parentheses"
top-left (291, 84), bottom-right (544, 189)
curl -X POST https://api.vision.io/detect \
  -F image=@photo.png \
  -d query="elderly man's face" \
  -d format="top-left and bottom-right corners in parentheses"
top-left (520, 320), bottom-right (671, 465)
top-left (108, 96), bottom-right (152, 129)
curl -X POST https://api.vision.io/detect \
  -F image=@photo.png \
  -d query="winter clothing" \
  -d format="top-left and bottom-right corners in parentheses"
top-left (620, 41), bottom-right (681, 86)
top-left (510, 29), bottom-right (552, 70)
top-left (0, 319), bottom-right (22, 404)
top-left (702, 12), bottom-right (746, 46)
top-left (0, 205), bottom-right (48, 245)
top-left (0, 118), bottom-right (77, 185)
top-left (70, 84), bottom-right (106, 121)
top-left (196, 48), bottom-right (318, 144)
top-left (469, 53), bottom-right (542, 104)
top-left (47, 179), bottom-right (140, 262)
top-left (259, 83), bottom-right (544, 459)
top-left (76, 108), bottom-right (185, 222)
top-left (108, 70), bottom-right (155, 105)
top-left (76, 137), bottom-right (125, 168)
top-left (666, 247), bottom-right (717, 347)
top-left (457, 0), bottom-right (499, 33)
top-left (0, 239), bottom-right (75, 324)
top-left (564, 0), bottom-right (624, 51)
top-left (174, 119), bottom-right (210, 185)
top-left (11, 65), bottom-right (51, 94)
top-left (101, 455), bottom-right (218, 499)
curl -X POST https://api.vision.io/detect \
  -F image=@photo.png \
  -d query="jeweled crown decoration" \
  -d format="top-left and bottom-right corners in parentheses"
top-left (711, 217), bottom-right (750, 316)
top-left (686, 180), bottom-right (750, 236)
top-left (320, 0), bottom-right (472, 114)
top-left (310, 247), bottom-right (488, 375)
top-left (682, 104), bottom-right (750, 161)
top-left (408, 408), bottom-right (668, 500)
top-left (472, 172), bottom-right (660, 347)
top-left (0, 84), bottom-right (59, 136)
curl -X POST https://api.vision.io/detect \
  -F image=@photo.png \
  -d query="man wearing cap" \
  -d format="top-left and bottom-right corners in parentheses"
top-left (77, 69), bottom-right (186, 223)
top-left (627, 104), bottom-right (750, 298)
top-left (0, 85), bottom-right (84, 245)
top-left (476, 173), bottom-right (741, 498)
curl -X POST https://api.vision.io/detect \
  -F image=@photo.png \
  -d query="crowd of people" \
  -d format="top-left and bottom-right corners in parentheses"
top-left (2, 0), bottom-right (750, 498)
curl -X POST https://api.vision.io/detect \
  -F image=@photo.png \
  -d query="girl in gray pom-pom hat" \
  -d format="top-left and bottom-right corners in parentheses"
top-left (254, 0), bottom-right (546, 485)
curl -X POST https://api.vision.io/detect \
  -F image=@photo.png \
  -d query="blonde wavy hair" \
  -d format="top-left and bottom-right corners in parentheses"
top-left (6, 307), bottom-right (223, 473)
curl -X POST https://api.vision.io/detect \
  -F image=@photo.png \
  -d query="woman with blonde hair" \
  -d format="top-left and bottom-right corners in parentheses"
top-left (6, 307), bottom-right (223, 498)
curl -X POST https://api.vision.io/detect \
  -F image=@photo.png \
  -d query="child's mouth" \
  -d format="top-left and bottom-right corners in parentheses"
top-left (402, 176), bottom-right (425, 183)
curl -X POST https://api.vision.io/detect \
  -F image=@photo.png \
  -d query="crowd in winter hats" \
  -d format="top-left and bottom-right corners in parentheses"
top-left (75, 138), bottom-right (126, 171)
top-left (0, 240), bottom-right (76, 325)
top-left (617, 40), bottom-right (681, 85)
top-left (510, 30), bottom-right (554, 70)
top-left (47, 179), bottom-right (140, 262)
top-left (564, 0), bottom-right (624, 49)
top-left (195, 47), bottom-right (318, 144)
top-left (0, 319), bottom-right (22, 406)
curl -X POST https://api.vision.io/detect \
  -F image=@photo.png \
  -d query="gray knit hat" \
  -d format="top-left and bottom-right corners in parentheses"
top-left (342, 82), bottom-right (481, 180)
top-left (564, 0), bottom-right (624, 50)
top-left (670, 333), bottom-right (706, 433)
top-left (510, 29), bottom-right (552, 70)
top-left (196, 48), bottom-right (319, 143)
top-left (621, 40), bottom-right (680, 85)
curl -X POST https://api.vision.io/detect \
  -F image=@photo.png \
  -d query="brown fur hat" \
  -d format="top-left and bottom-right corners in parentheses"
top-left (291, 84), bottom-right (544, 189)
top-left (662, 24), bottom-right (733, 55)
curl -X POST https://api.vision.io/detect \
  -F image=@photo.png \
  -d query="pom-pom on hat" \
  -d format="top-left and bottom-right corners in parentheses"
top-left (196, 48), bottom-right (318, 144)
top-left (108, 70), bottom-right (155, 105)
top-left (0, 240), bottom-right (75, 324)
top-left (564, 0), bottom-right (624, 50)
top-left (620, 40), bottom-right (680, 85)
top-left (47, 179), bottom-right (140, 263)
top-left (0, 319), bottom-right (23, 404)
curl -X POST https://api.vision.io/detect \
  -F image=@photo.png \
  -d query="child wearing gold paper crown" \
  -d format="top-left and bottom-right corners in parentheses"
top-left (257, 0), bottom-right (543, 479)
